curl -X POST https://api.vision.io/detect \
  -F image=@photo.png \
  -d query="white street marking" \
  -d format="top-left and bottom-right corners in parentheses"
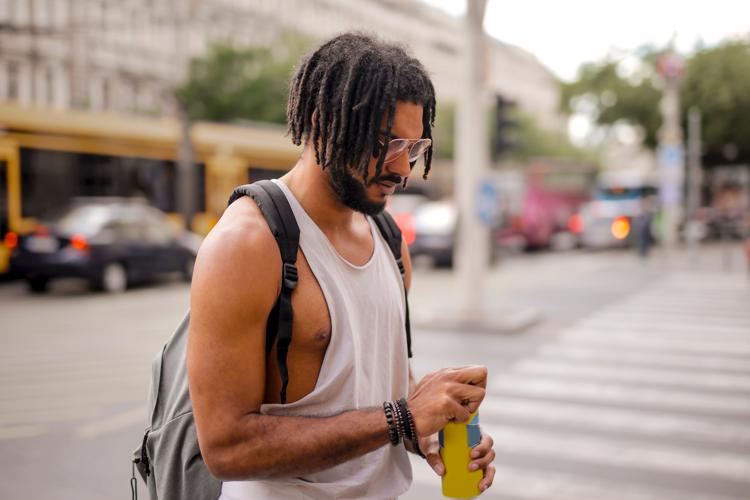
top-left (491, 376), bottom-right (750, 415)
top-left (74, 406), bottom-right (146, 439)
top-left (478, 397), bottom-right (750, 446)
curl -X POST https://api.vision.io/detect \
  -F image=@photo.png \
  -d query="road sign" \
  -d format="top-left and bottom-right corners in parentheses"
top-left (476, 178), bottom-right (501, 226)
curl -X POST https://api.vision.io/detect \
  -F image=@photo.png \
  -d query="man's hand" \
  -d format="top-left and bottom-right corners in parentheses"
top-left (419, 431), bottom-right (496, 494)
top-left (407, 365), bottom-right (487, 436)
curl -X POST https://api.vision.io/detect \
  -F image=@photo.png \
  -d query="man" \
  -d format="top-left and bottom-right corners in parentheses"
top-left (188, 32), bottom-right (496, 499)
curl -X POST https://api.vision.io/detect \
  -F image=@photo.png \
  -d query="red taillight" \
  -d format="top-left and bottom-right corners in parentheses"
top-left (393, 213), bottom-right (417, 246)
top-left (70, 233), bottom-right (89, 251)
top-left (4, 232), bottom-right (18, 249)
top-left (568, 214), bottom-right (584, 234)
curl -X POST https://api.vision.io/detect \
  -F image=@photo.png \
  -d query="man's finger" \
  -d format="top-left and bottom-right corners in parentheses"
top-left (470, 433), bottom-right (494, 459)
top-left (425, 451), bottom-right (445, 476)
top-left (479, 464), bottom-right (495, 492)
top-left (448, 365), bottom-right (488, 388)
top-left (469, 449), bottom-right (495, 472)
top-left (450, 382), bottom-right (486, 404)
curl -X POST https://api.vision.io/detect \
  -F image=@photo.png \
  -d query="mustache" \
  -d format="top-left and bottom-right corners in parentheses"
top-left (374, 174), bottom-right (403, 185)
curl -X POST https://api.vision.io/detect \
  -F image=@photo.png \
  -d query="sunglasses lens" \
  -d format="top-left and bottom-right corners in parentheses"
top-left (384, 139), bottom-right (410, 162)
top-left (407, 139), bottom-right (432, 162)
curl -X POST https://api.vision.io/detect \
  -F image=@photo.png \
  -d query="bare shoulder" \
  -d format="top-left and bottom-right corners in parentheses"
top-left (191, 197), bottom-right (282, 321)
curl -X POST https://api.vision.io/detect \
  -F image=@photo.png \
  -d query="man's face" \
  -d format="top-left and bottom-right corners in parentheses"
top-left (328, 101), bottom-right (425, 216)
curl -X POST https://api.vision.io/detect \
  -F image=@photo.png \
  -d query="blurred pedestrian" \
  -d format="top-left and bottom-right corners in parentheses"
top-left (187, 32), bottom-right (495, 499)
top-left (635, 196), bottom-right (656, 259)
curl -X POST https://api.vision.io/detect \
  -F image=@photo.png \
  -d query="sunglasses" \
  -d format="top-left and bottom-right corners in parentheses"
top-left (375, 134), bottom-right (432, 165)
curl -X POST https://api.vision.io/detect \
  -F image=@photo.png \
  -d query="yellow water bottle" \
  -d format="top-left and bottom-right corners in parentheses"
top-left (439, 412), bottom-right (482, 498)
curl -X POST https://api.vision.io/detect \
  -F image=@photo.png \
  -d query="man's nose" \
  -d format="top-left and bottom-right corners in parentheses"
top-left (385, 152), bottom-right (412, 180)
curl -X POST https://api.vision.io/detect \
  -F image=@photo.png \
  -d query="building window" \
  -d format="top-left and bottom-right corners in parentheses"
top-left (45, 66), bottom-right (55, 104)
top-left (7, 62), bottom-right (20, 100)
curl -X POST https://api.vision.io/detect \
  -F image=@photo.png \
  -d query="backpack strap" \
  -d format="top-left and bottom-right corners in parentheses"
top-left (228, 180), bottom-right (299, 404)
top-left (372, 211), bottom-right (413, 359)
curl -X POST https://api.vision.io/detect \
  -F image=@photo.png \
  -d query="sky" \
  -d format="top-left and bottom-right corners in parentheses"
top-left (420, 0), bottom-right (750, 82)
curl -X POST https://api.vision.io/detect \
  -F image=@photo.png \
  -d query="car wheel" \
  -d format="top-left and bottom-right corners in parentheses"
top-left (182, 255), bottom-right (195, 282)
top-left (27, 276), bottom-right (50, 294)
top-left (97, 262), bottom-right (128, 293)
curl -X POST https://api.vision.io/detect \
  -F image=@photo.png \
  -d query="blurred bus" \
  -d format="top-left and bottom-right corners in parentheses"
top-left (578, 169), bottom-right (658, 249)
top-left (0, 102), bottom-right (300, 274)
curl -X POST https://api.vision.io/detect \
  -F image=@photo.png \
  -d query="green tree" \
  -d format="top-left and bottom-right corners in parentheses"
top-left (561, 39), bottom-right (750, 164)
top-left (509, 110), bottom-right (598, 164)
top-left (560, 59), bottom-right (661, 148)
top-left (433, 102), bottom-right (593, 164)
top-left (681, 41), bottom-right (750, 163)
top-left (176, 33), bottom-right (311, 124)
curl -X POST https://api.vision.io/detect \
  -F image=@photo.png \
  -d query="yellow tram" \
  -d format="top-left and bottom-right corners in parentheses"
top-left (0, 101), bottom-right (301, 274)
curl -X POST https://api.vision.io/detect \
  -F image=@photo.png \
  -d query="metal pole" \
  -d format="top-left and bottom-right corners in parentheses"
top-left (176, 100), bottom-right (196, 232)
top-left (686, 107), bottom-right (702, 264)
top-left (656, 51), bottom-right (685, 251)
top-left (455, 0), bottom-right (489, 310)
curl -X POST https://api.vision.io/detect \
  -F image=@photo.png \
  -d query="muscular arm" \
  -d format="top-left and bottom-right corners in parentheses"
top-left (188, 199), bottom-right (390, 481)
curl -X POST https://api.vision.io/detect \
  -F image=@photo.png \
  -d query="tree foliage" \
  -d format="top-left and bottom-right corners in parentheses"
top-left (561, 39), bottom-right (750, 164)
top-left (681, 41), bottom-right (750, 164)
top-left (176, 33), bottom-right (311, 124)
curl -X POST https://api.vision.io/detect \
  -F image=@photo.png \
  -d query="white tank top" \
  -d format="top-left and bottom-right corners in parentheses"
top-left (219, 179), bottom-right (412, 500)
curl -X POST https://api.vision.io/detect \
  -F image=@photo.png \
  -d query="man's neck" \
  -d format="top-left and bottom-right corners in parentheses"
top-left (281, 149), bottom-right (364, 234)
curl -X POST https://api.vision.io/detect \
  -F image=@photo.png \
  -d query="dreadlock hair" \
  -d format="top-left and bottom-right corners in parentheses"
top-left (286, 32), bottom-right (436, 184)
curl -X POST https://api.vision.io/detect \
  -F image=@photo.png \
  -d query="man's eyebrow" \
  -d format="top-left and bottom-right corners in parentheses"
top-left (379, 129), bottom-right (403, 140)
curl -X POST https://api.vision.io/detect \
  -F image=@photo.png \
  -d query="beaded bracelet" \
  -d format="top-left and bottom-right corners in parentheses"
top-left (398, 398), bottom-right (425, 458)
top-left (382, 401), bottom-right (400, 446)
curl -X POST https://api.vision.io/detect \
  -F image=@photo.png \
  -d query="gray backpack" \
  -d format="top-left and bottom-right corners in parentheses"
top-left (131, 180), bottom-right (411, 499)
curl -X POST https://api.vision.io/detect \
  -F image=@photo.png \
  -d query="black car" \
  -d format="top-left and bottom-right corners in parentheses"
top-left (9, 199), bottom-right (197, 293)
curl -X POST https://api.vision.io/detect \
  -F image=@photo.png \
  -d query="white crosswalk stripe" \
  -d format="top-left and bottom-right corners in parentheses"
top-left (536, 344), bottom-right (750, 373)
top-left (512, 359), bottom-right (750, 392)
top-left (478, 397), bottom-right (750, 446)
top-left (477, 271), bottom-right (750, 499)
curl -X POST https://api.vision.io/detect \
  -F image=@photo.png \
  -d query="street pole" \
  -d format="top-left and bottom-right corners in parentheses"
top-left (686, 107), bottom-right (702, 264)
top-left (176, 100), bottom-right (196, 232)
top-left (656, 50), bottom-right (685, 251)
top-left (455, 0), bottom-right (489, 311)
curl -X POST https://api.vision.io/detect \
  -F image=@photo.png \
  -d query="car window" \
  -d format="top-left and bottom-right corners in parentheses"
top-left (106, 219), bottom-right (143, 242)
top-left (141, 218), bottom-right (172, 245)
top-left (56, 206), bottom-right (112, 235)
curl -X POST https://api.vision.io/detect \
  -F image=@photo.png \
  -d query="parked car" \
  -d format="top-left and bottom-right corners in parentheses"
top-left (387, 194), bottom-right (457, 267)
top-left (410, 200), bottom-right (457, 267)
top-left (7, 198), bottom-right (196, 293)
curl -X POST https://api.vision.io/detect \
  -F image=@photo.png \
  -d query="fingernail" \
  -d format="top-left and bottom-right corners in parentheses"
top-left (480, 484), bottom-right (487, 492)
top-left (433, 464), bottom-right (444, 475)
top-left (471, 450), bottom-right (479, 458)
top-left (469, 463), bottom-right (478, 471)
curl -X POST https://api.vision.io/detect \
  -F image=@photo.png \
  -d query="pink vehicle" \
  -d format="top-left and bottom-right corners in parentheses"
top-left (495, 160), bottom-right (594, 250)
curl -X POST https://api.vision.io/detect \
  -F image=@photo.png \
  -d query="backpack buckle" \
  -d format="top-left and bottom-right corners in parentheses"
top-left (396, 259), bottom-right (405, 278)
top-left (282, 263), bottom-right (298, 290)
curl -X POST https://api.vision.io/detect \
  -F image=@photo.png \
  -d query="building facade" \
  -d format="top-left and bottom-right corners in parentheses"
top-left (0, 0), bottom-right (563, 130)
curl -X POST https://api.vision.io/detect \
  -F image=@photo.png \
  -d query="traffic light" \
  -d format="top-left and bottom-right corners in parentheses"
top-left (492, 95), bottom-right (518, 161)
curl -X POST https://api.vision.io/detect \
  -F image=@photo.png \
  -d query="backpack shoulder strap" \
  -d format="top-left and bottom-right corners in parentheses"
top-left (228, 180), bottom-right (299, 403)
top-left (372, 211), bottom-right (413, 359)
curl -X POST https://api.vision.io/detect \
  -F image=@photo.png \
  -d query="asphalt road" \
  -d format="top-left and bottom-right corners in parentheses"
top-left (1, 244), bottom-right (748, 500)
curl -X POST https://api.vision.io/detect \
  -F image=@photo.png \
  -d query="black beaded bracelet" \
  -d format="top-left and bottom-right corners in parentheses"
top-left (393, 400), bottom-right (405, 441)
top-left (398, 398), bottom-right (425, 458)
top-left (382, 401), bottom-right (400, 446)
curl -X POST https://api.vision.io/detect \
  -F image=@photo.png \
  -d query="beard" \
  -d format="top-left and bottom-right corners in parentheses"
top-left (328, 167), bottom-right (390, 216)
